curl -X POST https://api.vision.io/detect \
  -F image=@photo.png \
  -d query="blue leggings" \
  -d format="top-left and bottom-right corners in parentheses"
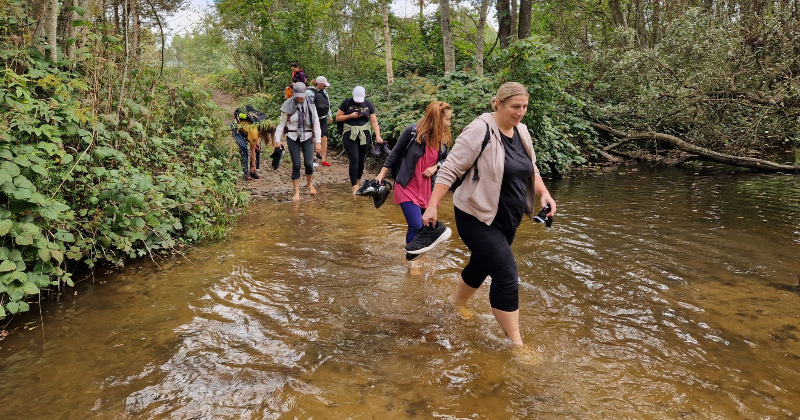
top-left (400, 201), bottom-right (425, 244)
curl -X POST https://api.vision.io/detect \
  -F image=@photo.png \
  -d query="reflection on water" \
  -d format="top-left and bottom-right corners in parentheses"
top-left (1, 164), bottom-right (799, 419)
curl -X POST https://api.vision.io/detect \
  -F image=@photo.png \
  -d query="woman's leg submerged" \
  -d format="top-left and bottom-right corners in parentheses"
top-left (399, 201), bottom-right (424, 244)
top-left (301, 139), bottom-right (316, 195)
top-left (454, 208), bottom-right (523, 345)
top-left (287, 138), bottom-right (303, 200)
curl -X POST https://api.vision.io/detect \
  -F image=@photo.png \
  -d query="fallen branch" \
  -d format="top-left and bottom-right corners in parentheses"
top-left (590, 122), bottom-right (800, 172)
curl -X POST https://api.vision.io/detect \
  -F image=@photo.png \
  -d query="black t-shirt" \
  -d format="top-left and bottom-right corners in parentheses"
top-left (492, 127), bottom-right (534, 233)
top-left (339, 98), bottom-right (375, 127)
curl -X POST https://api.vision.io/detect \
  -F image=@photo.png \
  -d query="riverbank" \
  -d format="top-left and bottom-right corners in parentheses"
top-left (238, 153), bottom-right (379, 199)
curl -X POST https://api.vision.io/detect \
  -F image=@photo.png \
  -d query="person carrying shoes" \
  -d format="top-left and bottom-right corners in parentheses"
top-left (232, 110), bottom-right (261, 180)
top-left (336, 86), bottom-right (385, 195)
top-left (275, 82), bottom-right (322, 201)
top-left (422, 82), bottom-right (557, 348)
top-left (375, 101), bottom-right (453, 261)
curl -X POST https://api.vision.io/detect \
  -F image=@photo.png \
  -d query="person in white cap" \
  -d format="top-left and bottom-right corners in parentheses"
top-left (275, 82), bottom-right (322, 201)
top-left (335, 86), bottom-right (385, 194)
top-left (308, 76), bottom-right (333, 166)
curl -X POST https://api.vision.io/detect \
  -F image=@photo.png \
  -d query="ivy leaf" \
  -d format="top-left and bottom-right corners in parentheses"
top-left (13, 175), bottom-right (34, 190)
top-left (22, 282), bottom-right (39, 295)
top-left (55, 231), bottom-right (75, 242)
top-left (37, 248), bottom-right (51, 262)
top-left (50, 249), bottom-right (64, 264)
top-left (0, 149), bottom-right (12, 160)
top-left (39, 205), bottom-right (59, 220)
top-left (15, 232), bottom-right (33, 246)
top-left (30, 165), bottom-right (48, 176)
top-left (1, 161), bottom-right (20, 177)
top-left (18, 301), bottom-right (29, 312)
top-left (0, 306), bottom-right (5, 318)
top-left (0, 260), bottom-right (15, 272)
top-left (0, 219), bottom-right (12, 236)
top-left (0, 168), bottom-right (13, 185)
top-left (6, 301), bottom-right (19, 314)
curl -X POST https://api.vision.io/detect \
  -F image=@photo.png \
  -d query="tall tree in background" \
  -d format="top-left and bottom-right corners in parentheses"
top-left (475, 0), bottom-right (491, 74)
top-left (517, 0), bottom-right (531, 39)
top-left (46, 0), bottom-right (58, 61)
top-left (381, 0), bottom-right (394, 84)
top-left (497, 0), bottom-right (511, 48)
top-left (440, 0), bottom-right (455, 73)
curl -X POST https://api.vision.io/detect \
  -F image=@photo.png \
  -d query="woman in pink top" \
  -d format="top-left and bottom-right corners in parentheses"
top-left (376, 102), bottom-right (452, 260)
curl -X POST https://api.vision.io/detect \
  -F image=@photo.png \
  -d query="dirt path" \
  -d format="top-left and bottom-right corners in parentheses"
top-left (244, 151), bottom-right (377, 200)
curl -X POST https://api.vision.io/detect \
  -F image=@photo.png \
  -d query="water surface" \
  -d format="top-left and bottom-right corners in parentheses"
top-left (1, 164), bottom-right (799, 419)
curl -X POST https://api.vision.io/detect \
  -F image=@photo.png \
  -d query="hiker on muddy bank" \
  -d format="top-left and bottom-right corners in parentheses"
top-left (308, 76), bottom-right (333, 167)
top-left (275, 82), bottom-right (322, 201)
top-left (422, 82), bottom-right (557, 347)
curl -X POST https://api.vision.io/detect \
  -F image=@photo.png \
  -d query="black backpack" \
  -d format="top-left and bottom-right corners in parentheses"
top-left (390, 124), bottom-right (418, 180)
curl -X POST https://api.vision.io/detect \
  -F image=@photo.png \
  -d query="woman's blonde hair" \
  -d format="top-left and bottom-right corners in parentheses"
top-left (416, 101), bottom-right (452, 150)
top-left (490, 82), bottom-right (529, 111)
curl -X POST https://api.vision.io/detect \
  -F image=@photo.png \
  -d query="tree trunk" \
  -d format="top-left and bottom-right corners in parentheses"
top-left (440, 0), bottom-right (455, 74)
top-left (475, 0), bottom-right (491, 75)
top-left (517, 0), bottom-right (531, 40)
top-left (497, 0), bottom-right (512, 48)
top-left (130, 0), bottom-right (140, 58)
top-left (591, 122), bottom-right (800, 172)
top-left (651, 0), bottom-right (661, 47)
top-left (609, 0), bottom-right (627, 28)
top-left (32, 0), bottom-right (46, 44)
top-left (418, 0), bottom-right (424, 33)
top-left (510, 0), bottom-right (518, 42)
top-left (46, 0), bottom-right (59, 61)
top-left (380, 0), bottom-right (394, 84)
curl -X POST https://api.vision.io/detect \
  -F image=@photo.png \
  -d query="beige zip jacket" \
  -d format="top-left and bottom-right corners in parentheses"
top-left (436, 113), bottom-right (541, 225)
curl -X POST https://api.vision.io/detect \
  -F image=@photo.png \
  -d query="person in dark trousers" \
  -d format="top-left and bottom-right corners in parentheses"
top-left (308, 76), bottom-right (333, 166)
top-left (375, 101), bottom-right (453, 260)
top-left (422, 82), bottom-right (557, 347)
top-left (335, 86), bottom-right (385, 195)
top-left (275, 82), bottom-right (322, 201)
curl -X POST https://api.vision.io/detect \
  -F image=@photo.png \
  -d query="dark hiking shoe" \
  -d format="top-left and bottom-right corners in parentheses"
top-left (270, 146), bottom-right (285, 170)
top-left (316, 152), bottom-right (322, 160)
top-left (355, 179), bottom-right (380, 196)
top-left (380, 142), bottom-right (392, 154)
top-left (371, 142), bottom-right (382, 156)
top-left (405, 252), bottom-right (421, 261)
top-left (250, 171), bottom-right (260, 179)
top-left (404, 221), bottom-right (452, 254)
top-left (373, 180), bottom-right (392, 209)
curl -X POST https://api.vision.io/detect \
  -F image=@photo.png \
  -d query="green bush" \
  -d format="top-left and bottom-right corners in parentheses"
top-left (0, 10), bottom-right (247, 318)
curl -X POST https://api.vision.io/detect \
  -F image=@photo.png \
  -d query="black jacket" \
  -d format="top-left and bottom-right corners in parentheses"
top-left (382, 124), bottom-right (450, 188)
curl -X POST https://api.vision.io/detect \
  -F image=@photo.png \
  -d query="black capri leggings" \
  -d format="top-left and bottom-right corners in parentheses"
top-left (343, 131), bottom-right (371, 186)
top-left (454, 207), bottom-right (520, 312)
top-left (286, 137), bottom-right (315, 180)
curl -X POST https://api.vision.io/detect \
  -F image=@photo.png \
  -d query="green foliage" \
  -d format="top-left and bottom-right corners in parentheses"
top-left (0, 3), bottom-right (247, 318)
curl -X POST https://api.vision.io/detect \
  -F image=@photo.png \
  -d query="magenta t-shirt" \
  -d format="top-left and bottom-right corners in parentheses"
top-left (394, 145), bottom-right (440, 208)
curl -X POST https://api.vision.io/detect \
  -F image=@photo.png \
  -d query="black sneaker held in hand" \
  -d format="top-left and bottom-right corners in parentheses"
top-left (270, 146), bottom-right (285, 170)
top-left (405, 221), bottom-right (452, 255)
top-left (373, 180), bottom-right (392, 209)
top-left (355, 179), bottom-right (380, 196)
top-left (533, 203), bottom-right (553, 228)
top-left (371, 142), bottom-right (382, 156)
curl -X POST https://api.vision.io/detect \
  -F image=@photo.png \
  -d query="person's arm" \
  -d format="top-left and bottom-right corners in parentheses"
top-left (274, 112), bottom-right (288, 146)
top-left (312, 113), bottom-right (322, 145)
top-left (421, 184), bottom-right (451, 227)
top-left (376, 125), bottom-right (413, 183)
top-left (534, 175), bottom-right (557, 216)
top-left (335, 109), bottom-right (356, 122)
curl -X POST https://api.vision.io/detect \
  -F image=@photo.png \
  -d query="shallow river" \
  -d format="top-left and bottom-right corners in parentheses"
top-left (1, 165), bottom-right (800, 419)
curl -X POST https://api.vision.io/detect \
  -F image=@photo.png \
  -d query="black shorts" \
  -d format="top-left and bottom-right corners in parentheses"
top-left (319, 117), bottom-right (329, 136)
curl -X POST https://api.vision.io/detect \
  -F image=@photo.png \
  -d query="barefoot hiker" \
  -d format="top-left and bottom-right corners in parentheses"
top-left (375, 101), bottom-right (453, 261)
top-left (422, 82), bottom-right (557, 347)
top-left (275, 82), bottom-right (322, 201)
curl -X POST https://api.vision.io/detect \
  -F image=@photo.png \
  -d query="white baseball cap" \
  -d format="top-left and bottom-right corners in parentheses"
top-left (315, 76), bottom-right (330, 87)
top-left (352, 86), bottom-right (366, 102)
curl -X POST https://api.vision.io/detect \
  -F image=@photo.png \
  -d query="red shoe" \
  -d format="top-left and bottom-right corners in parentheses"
top-left (321, 161), bottom-right (331, 167)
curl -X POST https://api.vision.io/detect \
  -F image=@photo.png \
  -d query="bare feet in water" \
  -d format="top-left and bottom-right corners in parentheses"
top-left (447, 294), bottom-right (473, 319)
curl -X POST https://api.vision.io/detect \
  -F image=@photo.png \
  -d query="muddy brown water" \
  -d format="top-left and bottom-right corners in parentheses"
top-left (1, 165), bottom-right (799, 419)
